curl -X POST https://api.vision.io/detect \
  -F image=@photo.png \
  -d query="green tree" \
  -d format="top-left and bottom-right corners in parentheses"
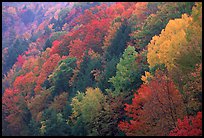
top-left (28, 118), bottom-right (41, 136)
top-left (40, 109), bottom-right (71, 136)
top-left (104, 19), bottom-right (131, 62)
top-left (70, 87), bottom-right (106, 136)
top-left (108, 46), bottom-right (140, 97)
top-left (98, 57), bottom-right (119, 93)
top-left (99, 19), bottom-right (131, 93)
top-left (48, 57), bottom-right (76, 96)
top-left (72, 51), bottom-right (102, 94)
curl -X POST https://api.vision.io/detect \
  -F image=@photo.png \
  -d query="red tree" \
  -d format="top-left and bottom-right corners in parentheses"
top-left (34, 54), bottom-right (61, 93)
top-left (2, 88), bottom-right (28, 135)
top-left (68, 39), bottom-right (86, 66)
top-left (118, 71), bottom-right (185, 136)
top-left (13, 71), bottom-right (36, 100)
top-left (169, 112), bottom-right (202, 136)
top-left (16, 55), bottom-right (26, 67)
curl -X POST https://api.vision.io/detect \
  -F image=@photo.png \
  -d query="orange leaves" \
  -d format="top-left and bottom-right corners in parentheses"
top-left (132, 2), bottom-right (148, 21)
top-left (141, 71), bottom-right (153, 84)
top-left (14, 71), bottom-right (36, 88)
top-left (69, 39), bottom-right (85, 58)
top-left (38, 20), bottom-right (47, 31)
top-left (13, 76), bottom-right (24, 88)
top-left (7, 7), bottom-right (17, 14)
top-left (22, 56), bottom-right (38, 73)
top-left (22, 32), bottom-right (31, 40)
top-left (42, 54), bottom-right (61, 74)
top-left (34, 54), bottom-right (61, 93)
top-left (66, 2), bottom-right (140, 57)
top-left (114, 3), bottom-right (125, 14)
top-left (48, 23), bottom-right (54, 30)
top-left (13, 72), bottom-right (36, 99)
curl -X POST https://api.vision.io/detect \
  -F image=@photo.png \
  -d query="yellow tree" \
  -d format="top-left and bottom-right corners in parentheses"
top-left (147, 14), bottom-right (192, 71)
top-left (147, 3), bottom-right (202, 115)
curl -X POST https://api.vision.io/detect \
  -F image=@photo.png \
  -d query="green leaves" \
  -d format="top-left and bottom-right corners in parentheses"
top-left (70, 87), bottom-right (106, 135)
top-left (40, 109), bottom-right (71, 136)
top-left (108, 46), bottom-right (138, 96)
top-left (48, 57), bottom-right (76, 96)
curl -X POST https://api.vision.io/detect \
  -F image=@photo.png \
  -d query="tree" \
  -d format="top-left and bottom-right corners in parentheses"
top-left (147, 3), bottom-right (202, 116)
top-left (21, 9), bottom-right (35, 25)
top-left (13, 71), bottom-right (36, 99)
top-left (48, 57), bottom-right (76, 96)
top-left (2, 88), bottom-right (31, 136)
top-left (3, 38), bottom-right (29, 76)
top-left (50, 38), bottom-right (69, 57)
top-left (169, 112), bottom-right (202, 136)
top-left (99, 94), bottom-right (127, 136)
top-left (43, 38), bottom-right (52, 51)
top-left (141, 71), bottom-right (153, 84)
top-left (34, 54), bottom-right (61, 93)
top-left (49, 92), bottom-right (68, 112)
top-left (16, 55), bottom-right (26, 68)
top-left (147, 14), bottom-right (192, 70)
top-left (70, 87), bottom-right (106, 136)
top-left (98, 56), bottom-right (119, 93)
top-left (27, 118), bottom-right (41, 136)
top-left (118, 70), bottom-right (185, 136)
top-left (40, 109), bottom-right (71, 136)
top-left (72, 51), bottom-right (102, 93)
top-left (104, 19), bottom-right (131, 61)
top-left (68, 39), bottom-right (86, 66)
top-left (131, 2), bottom-right (194, 50)
top-left (108, 46), bottom-right (140, 97)
top-left (175, 2), bottom-right (202, 74)
top-left (27, 90), bottom-right (52, 121)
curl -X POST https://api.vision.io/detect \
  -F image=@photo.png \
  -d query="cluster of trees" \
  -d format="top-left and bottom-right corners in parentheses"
top-left (2, 2), bottom-right (202, 136)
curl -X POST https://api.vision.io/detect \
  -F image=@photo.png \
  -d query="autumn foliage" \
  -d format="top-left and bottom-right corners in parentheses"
top-left (2, 2), bottom-right (202, 136)
top-left (118, 71), bottom-right (185, 136)
top-left (169, 112), bottom-right (202, 136)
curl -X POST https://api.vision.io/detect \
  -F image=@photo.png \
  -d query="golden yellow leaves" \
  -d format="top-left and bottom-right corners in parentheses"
top-left (147, 14), bottom-right (192, 71)
top-left (141, 71), bottom-right (153, 84)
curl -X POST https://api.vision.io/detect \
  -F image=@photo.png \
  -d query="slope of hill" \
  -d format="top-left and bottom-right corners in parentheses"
top-left (2, 2), bottom-right (202, 136)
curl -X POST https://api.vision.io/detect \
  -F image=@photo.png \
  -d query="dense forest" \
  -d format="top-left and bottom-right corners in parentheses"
top-left (2, 2), bottom-right (202, 136)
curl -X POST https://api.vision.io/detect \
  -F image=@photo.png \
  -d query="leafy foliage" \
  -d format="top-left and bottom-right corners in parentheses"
top-left (108, 46), bottom-right (140, 96)
top-left (169, 112), bottom-right (202, 136)
top-left (2, 2), bottom-right (202, 136)
top-left (70, 87), bottom-right (106, 135)
top-left (48, 57), bottom-right (76, 96)
top-left (119, 71), bottom-right (185, 136)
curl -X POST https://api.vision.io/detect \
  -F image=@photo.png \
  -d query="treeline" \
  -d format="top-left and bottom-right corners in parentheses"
top-left (2, 2), bottom-right (202, 136)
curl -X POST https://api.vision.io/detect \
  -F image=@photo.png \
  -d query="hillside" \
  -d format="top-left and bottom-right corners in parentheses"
top-left (2, 2), bottom-right (202, 136)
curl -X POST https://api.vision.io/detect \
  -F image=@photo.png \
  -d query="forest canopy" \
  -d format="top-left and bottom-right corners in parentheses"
top-left (2, 2), bottom-right (202, 136)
